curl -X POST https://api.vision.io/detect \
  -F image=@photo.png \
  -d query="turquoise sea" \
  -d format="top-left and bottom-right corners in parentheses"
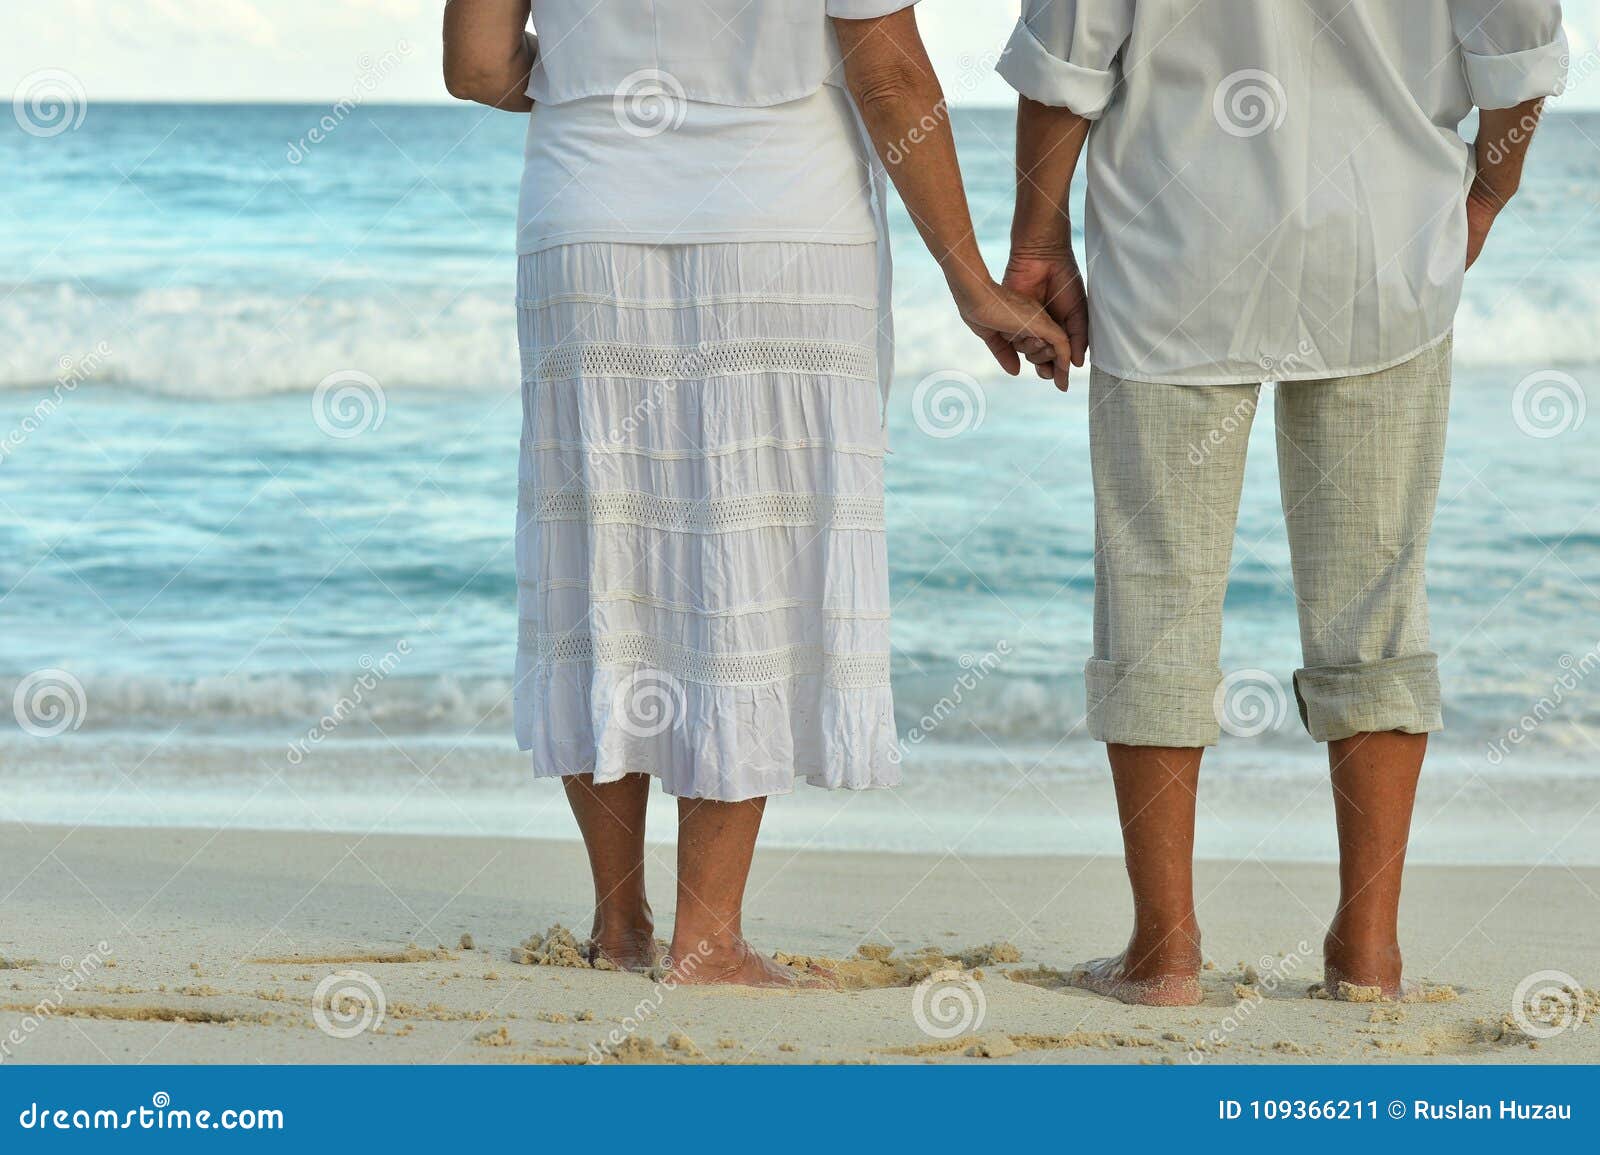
top-left (3, 104), bottom-right (1599, 862)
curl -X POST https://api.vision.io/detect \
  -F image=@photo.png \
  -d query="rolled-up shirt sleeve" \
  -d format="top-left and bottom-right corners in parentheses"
top-left (1450, 0), bottom-right (1568, 108)
top-left (997, 0), bottom-right (1135, 118)
top-left (826, 0), bottom-right (920, 18)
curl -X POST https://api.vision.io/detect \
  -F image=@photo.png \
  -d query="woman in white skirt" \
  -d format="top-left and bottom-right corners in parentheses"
top-left (445, 0), bottom-right (1069, 986)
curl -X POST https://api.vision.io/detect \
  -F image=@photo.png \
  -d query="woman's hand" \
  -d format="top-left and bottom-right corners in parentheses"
top-left (835, 9), bottom-right (1078, 389)
top-left (1002, 250), bottom-right (1088, 389)
top-left (954, 276), bottom-right (1075, 391)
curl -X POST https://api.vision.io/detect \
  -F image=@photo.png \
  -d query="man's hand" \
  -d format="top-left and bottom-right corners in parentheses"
top-left (1002, 250), bottom-right (1089, 391)
top-left (1465, 181), bottom-right (1501, 272)
top-left (1465, 97), bottom-right (1544, 272)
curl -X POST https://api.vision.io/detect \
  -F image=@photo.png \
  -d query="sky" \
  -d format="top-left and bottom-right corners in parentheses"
top-left (7, 0), bottom-right (1600, 108)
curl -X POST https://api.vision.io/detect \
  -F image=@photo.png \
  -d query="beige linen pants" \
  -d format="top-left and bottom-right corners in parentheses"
top-left (1086, 337), bottom-right (1452, 746)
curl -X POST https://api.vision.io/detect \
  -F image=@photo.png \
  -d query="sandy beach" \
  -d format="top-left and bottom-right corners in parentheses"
top-left (1, 820), bottom-right (1595, 1064)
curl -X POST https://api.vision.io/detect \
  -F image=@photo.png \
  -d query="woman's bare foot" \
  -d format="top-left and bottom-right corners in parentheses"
top-left (663, 936), bottom-right (833, 989)
top-left (588, 908), bottom-right (659, 973)
top-left (1067, 952), bottom-right (1204, 1007)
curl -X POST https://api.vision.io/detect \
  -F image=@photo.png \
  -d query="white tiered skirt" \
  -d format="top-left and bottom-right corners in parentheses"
top-left (513, 241), bottom-right (899, 801)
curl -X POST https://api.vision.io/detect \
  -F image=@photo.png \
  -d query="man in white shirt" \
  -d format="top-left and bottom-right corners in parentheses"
top-left (998, 0), bottom-right (1567, 1005)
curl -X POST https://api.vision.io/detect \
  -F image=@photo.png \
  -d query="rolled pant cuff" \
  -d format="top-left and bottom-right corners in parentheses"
top-left (1084, 658), bottom-right (1223, 747)
top-left (1292, 652), bottom-right (1442, 743)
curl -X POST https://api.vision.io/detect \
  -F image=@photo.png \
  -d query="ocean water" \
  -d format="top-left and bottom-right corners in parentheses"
top-left (4, 103), bottom-right (1600, 862)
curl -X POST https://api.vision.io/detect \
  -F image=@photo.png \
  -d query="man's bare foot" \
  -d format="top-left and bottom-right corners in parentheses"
top-left (1066, 952), bottom-right (1204, 1006)
top-left (662, 936), bottom-right (833, 989)
top-left (1322, 926), bottom-right (1404, 1000)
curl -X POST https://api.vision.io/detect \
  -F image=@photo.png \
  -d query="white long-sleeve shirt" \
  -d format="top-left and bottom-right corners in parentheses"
top-left (999, 1), bottom-right (1569, 384)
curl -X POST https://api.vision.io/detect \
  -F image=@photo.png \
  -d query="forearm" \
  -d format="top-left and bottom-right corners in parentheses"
top-left (1470, 97), bottom-right (1544, 210)
top-left (1011, 97), bottom-right (1088, 258)
top-left (834, 13), bottom-right (989, 295)
top-left (443, 0), bottom-right (536, 111)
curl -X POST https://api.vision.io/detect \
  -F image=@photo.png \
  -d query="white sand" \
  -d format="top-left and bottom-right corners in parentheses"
top-left (1, 822), bottom-right (1595, 1064)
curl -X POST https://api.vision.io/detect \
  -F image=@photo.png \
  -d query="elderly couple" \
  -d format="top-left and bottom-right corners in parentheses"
top-left (444, 0), bottom-right (1566, 1001)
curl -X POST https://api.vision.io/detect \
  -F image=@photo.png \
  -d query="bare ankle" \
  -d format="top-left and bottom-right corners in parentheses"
top-left (1323, 924), bottom-right (1402, 988)
top-left (1126, 917), bottom-right (1202, 977)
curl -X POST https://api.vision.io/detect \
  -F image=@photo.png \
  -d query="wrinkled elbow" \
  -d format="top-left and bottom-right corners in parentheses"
top-left (851, 66), bottom-right (921, 119)
top-left (443, 64), bottom-right (487, 102)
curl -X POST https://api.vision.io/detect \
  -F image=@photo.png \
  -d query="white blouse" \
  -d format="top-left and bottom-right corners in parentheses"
top-left (518, 0), bottom-right (922, 418)
top-left (526, 0), bottom-right (921, 108)
top-left (516, 86), bottom-right (878, 255)
top-left (1000, 0), bottom-right (1569, 385)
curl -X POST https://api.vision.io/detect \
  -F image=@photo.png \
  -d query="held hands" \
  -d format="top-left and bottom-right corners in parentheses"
top-left (955, 275), bottom-right (1076, 392)
top-left (1001, 249), bottom-right (1089, 392)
